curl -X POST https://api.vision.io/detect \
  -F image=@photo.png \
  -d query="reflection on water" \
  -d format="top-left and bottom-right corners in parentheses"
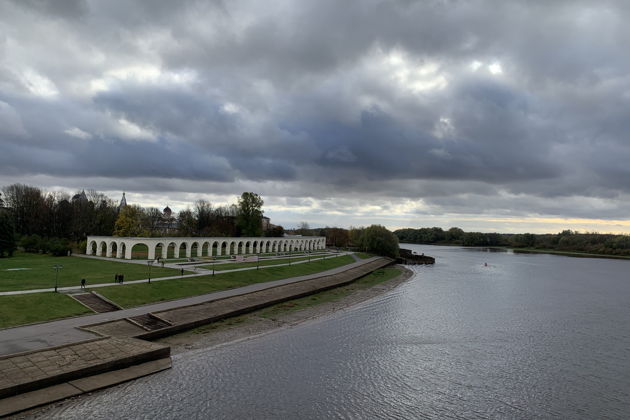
top-left (44, 245), bottom-right (630, 419)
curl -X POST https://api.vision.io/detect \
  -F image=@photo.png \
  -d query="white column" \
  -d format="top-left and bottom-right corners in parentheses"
top-left (124, 241), bottom-right (133, 259)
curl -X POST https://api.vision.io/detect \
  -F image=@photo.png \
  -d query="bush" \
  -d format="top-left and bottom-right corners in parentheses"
top-left (19, 234), bottom-right (42, 252)
top-left (48, 238), bottom-right (71, 256)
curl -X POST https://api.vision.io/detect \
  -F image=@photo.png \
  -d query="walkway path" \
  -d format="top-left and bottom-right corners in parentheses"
top-left (0, 257), bottom-right (380, 356)
top-left (0, 252), bottom-right (348, 296)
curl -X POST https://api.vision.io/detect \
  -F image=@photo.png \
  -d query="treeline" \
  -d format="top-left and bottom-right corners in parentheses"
top-left (292, 224), bottom-right (399, 258)
top-left (394, 227), bottom-right (630, 256)
top-left (0, 184), bottom-right (279, 257)
top-left (2, 184), bottom-right (118, 241)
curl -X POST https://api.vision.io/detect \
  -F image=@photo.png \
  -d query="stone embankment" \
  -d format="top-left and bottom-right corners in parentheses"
top-left (0, 256), bottom-right (393, 417)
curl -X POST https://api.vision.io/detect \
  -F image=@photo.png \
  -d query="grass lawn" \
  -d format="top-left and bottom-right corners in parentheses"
top-left (355, 252), bottom-right (374, 259)
top-left (0, 252), bottom-right (182, 292)
top-left (0, 293), bottom-right (92, 329)
top-left (198, 255), bottom-right (322, 271)
top-left (96, 255), bottom-right (356, 308)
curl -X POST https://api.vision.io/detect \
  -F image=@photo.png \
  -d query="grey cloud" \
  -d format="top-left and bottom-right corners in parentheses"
top-left (2, 0), bottom-right (630, 226)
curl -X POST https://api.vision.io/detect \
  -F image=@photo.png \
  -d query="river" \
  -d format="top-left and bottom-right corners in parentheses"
top-left (37, 245), bottom-right (630, 419)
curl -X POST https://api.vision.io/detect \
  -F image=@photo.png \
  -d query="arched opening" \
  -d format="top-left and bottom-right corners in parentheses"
top-left (252, 241), bottom-right (258, 254)
top-left (89, 241), bottom-right (98, 255)
top-left (245, 241), bottom-right (251, 254)
top-left (237, 242), bottom-right (244, 255)
top-left (155, 242), bottom-right (165, 259)
top-left (98, 241), bottom-right (107, 257)
top-left (119, 242), bottom-right (126, 258)
top-left (109, 241), bottom-right (117, 257)
top-left (201, 242), bottom-right (210, 257)
top-left (212, 242), bottom-right (219, 256)
top-left (179, 243), bottom-right (187, 258)
top-left (220, 242), bottom-right (227, 256)
top-left (191, 242), bottom-right (199, 257)
top-left (229, 242), bottom-right (236, 255)
top-left (167, 242), bottom-right (177, 258)
top-left (265, 241), bottom-right (271, 253)
top-left (131, 243), bottom-right (148, 259)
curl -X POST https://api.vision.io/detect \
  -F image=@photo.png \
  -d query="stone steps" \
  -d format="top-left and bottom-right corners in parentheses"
top-left (72, 293), bottom-right (120, 313)
top-left (128, 314), bottom-right (172, 331)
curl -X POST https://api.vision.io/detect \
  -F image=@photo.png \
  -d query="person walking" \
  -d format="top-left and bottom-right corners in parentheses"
top-left (80, 278), bottom-right (86, 289)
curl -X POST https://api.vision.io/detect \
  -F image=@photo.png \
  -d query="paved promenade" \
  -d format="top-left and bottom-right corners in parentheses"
top-left (0, 256), bottom-right (377, 356)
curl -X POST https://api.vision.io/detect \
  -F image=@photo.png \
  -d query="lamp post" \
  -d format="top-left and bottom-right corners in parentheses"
top-left (147, 260), bottom-right (154, 284)
top-left (53, 264), bottom-right (63, 292)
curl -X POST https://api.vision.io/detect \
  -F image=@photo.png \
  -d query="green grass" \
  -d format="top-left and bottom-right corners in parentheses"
top-left (0, 293), bottom-right (92, 329)
top-left (258, 267), bottom-right (402, 318)
top-left (0, 252), bottom-right (182, 291)
top-left (173, 267), bottom-right (403, 336)
top-left (355, 252), bottom-right (374, 259)
top-left (198, 255), bottom-right (322, 271)
top-left (96, 255), bottom-right (356, 308)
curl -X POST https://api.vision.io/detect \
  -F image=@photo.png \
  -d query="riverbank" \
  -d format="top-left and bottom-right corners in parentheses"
top-left (159, 265), bottom-right (413, 355)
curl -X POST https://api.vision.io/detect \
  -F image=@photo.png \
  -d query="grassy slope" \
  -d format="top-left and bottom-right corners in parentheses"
top-left (96, 255), bottom-right (355, 308)
top-left (173, 267), bottom-right (403, 336)
top-left (0, 252), bottom-right (181, 291)
top-left (0, 293), bottom-right (92, 329)
top-left (355, 252), bottom-right (374, 259)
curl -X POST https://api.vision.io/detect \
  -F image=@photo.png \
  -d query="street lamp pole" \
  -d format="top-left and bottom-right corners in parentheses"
top-left (53, 264), bottom-right (63, 293)
top-left (147, 260), bottom-right (154, 284)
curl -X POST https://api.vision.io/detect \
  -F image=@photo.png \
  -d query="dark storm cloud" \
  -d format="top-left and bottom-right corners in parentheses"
top-left (2, 0), bottom-right (630, 223)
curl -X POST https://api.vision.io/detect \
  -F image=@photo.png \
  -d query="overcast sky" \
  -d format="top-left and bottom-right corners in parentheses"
top-left (2, 0), bottom-right (630, 233)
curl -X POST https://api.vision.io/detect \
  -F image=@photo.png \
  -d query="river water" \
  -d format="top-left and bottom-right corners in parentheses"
top-left (40, 245), bottom-right (630, 419)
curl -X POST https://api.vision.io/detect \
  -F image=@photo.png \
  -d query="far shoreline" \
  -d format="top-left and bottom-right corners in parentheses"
top-left (401, 243), bottom-right (630, 261)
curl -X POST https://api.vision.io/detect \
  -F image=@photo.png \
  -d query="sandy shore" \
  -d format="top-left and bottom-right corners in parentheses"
top-left (159, 265), bottom-right (414, 355)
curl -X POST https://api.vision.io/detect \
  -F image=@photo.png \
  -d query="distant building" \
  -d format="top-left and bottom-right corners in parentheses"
top-left (156, 205), bottom-right (178, 234)
top-left (118, 192), bottom-right (127, 211)
top-left (262, 216), bottom-right (270, 231)
top-left (72, 190), bottom-right (88, 203)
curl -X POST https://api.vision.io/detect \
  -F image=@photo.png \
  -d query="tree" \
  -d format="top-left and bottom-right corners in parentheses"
top-left (265, 225), bottom-right (285, 237)
top-left (177, 209), bottom-right (197, 236)
top-left (194, 200), bottom-right (213, 235)
top-left (144, 208), bottom-right (164, 236)
top-left (0, 209), bottom-right (16, 257)
top-left (297, 221), bottom-right (312, 236)
top-left (325, 227), bottom-right (350, 247)
top-left (358, 225), bottom-right (399, 258)
top-left (113, 205), bottom-right (146, 237)
top-left (236, 192), bottom-right (264, 237)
